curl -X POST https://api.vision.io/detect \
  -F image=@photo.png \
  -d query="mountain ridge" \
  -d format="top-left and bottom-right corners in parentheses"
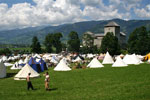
top-left (0, 18), bottom-right (150, 44)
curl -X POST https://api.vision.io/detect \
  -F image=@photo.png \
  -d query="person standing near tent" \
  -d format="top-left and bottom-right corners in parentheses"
top-left (43, 72), bottom-right (50, 91)
top-left (26, 73), bottom-right (34, 90)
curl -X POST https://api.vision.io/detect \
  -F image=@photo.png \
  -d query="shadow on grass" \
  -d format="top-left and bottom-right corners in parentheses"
top-left (50, 88), bottom-right (58, 91)
top-left (6, 73), bottom-right (17, 78)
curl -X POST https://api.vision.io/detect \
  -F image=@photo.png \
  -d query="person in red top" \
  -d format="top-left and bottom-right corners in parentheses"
top-left (26, 73), bottom-right (34, 90)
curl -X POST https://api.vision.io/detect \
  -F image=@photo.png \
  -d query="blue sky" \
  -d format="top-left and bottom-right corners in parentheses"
top-left (0, 0), bottom-right (149, 30)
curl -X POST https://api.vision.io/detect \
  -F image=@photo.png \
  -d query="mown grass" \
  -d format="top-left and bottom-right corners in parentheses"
top-left (0, 63), bottom-right (150, 100)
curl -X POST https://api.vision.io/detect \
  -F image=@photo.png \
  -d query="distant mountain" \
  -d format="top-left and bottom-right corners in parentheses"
top-left (0, 19), bottom-right (150, 44)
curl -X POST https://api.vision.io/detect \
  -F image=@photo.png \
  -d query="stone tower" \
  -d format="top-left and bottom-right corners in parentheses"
top-left (104, 21), bottom-right (120, 41)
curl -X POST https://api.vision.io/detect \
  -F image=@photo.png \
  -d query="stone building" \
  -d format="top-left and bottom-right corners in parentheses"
top-left (83, 21), bottom-right (126, 48)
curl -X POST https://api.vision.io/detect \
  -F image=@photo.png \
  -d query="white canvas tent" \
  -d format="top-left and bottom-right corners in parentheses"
top-left (0, 61), bottom-right (6, 78)
top-left (87, 58), bottom-right (104, 68)
top-left (72, 56), bottom-right (82, 62)
top-left (14, 64), bottom-right (40, 80)
top-left (102, 52), bottom-right (114, 64)
top-left (123, 54), bottom-right (140, 65)
top-left (112, 56), bottom-right (128, 67)
top-left (54, 58), bottom-right (71, 71)
top-left (50, 56), bottom-right (58, 64)
top-left (4, 62), bottom-right (13, 67)
top-left (18, 59), bottom-right (24, 65)
top-left (24, 56), bottom-right (29, 64)
top-left (10, 62), bottom-right (22, 70)
top-left (132, 54), bottom-right (143, 64)
top-left (123, 54), bottom-right (134, 64)
top-left (1, 56), bottom-right (7, 62)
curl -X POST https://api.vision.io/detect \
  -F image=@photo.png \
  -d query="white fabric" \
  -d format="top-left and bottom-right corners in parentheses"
top-left (10, 62), bottom-right (22, 70)
top-left (33, 54), bottom-right (41, 58)
top-left (36, 58), bottom-right (41, 62)
top-left (54, 58), bottom-right (71, 71)
top-left (112, 56), bottom-right (127, 67)
top-left (102, 52), bottom-right (114, 64)
top-left (0, 61), bottom-right (6, 78)
top-left (24, 56), bottom-right (29, 64)
top-left (132, 54), bottom-right (143, 64)
top-left (123, 54), bottom-right (140, 65)
top-left (2, 56), bottom-right (7, 62)
top-left (4, 62), bottom-right (13, 67)
top-left (50, 56), bottom-right (58, 64)
top-left (87, 58), bottom-right (104, 68)
top-left (72, 56), bottom-right (82, 62)
top-left (18, 59), bottom-right (24, 64)
top-left (87, 54), bottom-right (94, 58)
top-left (14, 64), bottom-right (40, 80)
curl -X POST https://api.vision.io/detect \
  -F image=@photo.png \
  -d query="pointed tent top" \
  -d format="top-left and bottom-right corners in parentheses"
top-left (105, 21), bottom-right (120, 27)
top-left (102, 51), bottom-right (114, 64)
top-left (14, 63), bottom-right (40, 80)
top-left (87, 58), bottom-right (104, 68)
top-left (54, 58), bottom-right (71, 71)
top-left (38, 58), bottom-right (45, 64)
top-left (28, 57), bottom-right (37, 65)
top-left (112, 56), bottom-right (127, 67)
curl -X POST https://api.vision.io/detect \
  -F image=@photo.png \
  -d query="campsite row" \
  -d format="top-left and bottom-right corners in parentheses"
top-left (0, 52), bottom-right (149, 79)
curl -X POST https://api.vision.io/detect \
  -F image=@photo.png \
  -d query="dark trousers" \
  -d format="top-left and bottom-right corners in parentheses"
top-left (27, 81), bottom-right (34, 90)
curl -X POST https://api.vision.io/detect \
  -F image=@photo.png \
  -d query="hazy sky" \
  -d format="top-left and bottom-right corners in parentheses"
top-left (0, 0), bottom-right (150, 30)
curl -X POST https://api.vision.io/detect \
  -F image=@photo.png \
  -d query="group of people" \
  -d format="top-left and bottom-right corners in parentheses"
top-left (26, 72), bottom-right (50, 91)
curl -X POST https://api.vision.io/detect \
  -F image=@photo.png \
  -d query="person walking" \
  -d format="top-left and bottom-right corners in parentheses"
top-left (26, 73), bottom-right (34, 90)
top-left (44, 72), bottom-right (50, 91)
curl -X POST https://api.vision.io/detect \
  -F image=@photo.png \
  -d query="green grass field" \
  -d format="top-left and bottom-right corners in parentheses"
top-left (0, 63), bottom-right (150, 100)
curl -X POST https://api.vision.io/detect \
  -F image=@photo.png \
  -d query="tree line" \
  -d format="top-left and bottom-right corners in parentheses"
top-left (31, 26), bottom-right (150, 55)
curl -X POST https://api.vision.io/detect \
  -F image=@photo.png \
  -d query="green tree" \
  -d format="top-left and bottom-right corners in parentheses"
top-left (128, 26), bottom-right (150, 55)
top-left (44, 33), bottom-right (63, 53)
top-left (30, 36), bottom-right (41, 53)
top-left (81, 33), bottom-right (98, 54)
top-left (82, 33), bottom-right (94, 48)
top-left (44, 34), bottom-right (53, 53)
top-left (0, 48), bottom-right (11, 55)
top-left (53, 33), bottom-right (63, 53)
top-left (67, 31), bottom-right (80, 52)
top-left (100, 32), bottom-right (120, 55)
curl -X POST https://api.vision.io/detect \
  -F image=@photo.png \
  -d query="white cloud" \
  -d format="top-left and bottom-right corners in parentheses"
top-left (0, 0), bottom-right (84, 30)
top-left (109, 0), bottom-right (120, 5)
top-left (146, 5), bottom-right (150, 11)
top-left (134, 7), bottom-right (150, 18)
top-left (0, 0), bottom-right (148, 30)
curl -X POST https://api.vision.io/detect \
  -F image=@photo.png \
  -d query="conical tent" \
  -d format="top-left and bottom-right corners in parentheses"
top-left (54, 58), bottom-right (71, 71)
top-left (18, 59), bottom-right (25, 67)
top-left (0, 61), bottom-right (6, 78)
top-left (72, 57), bottom-right (81, 62)
top-left (14, 64), bottom-right (40, 80)
top-left (11, 62), bottom-right (22, 70)
top-left (112, 56), bottom-right (128, 67)
top-left (102, 52), bottom-right (114, 64)
top-left (50, 56), bottom-right (58, 64)
top-left (37, 58), bottom-right (48, 72)
top-left (28, 57), bottom-right (41, 73)
top-left (123, 54), bottom-right (134, 64)
top-left (123, 54), bottom-right (140, 65)
top-left (87, 58), bottom-right (104, 68)
top-left (24, 56), bottom-right (29, 64)
top-left (4, 62), bottom-right (13, 67)
top-left (132, 54), bottom-right (143, 64)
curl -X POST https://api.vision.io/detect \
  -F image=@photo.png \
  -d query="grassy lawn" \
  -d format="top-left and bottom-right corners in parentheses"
top-left (0, 63), bottom-right (150, 100)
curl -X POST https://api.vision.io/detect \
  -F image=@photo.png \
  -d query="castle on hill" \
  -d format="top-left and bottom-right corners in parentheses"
top-left (83, 21), bottom-right (126, 48)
